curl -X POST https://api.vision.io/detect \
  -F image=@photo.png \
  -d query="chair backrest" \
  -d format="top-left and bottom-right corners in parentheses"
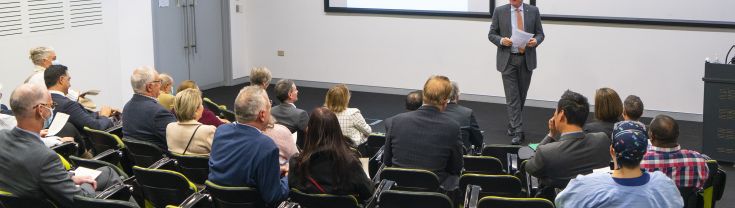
top-left (477, 196), bottom-right (554, 208)
top-left (0, 191), bottom-right (56, 208)
top-left (123, 138), bottom-right (166, 168)
top-left (84, 126), bottom-right (125, 155)
top-left (380, 168), bottom-right (441, 192)
top-left (203, 98), bottom-right (224, 117)
top-left (51, 142), bottom-right (79, 162)
top-left (70, 156), bottom-right (129, 179)
top-left (378, 190), bottom-right (453, 208)
top-left (205, 180), bottom-right (264, 208)
top-left (73, 195), bottom-right (139, 208)
top-left (132, 166), bottom-right (197, 208)
top-left (481, 145), bottom-right (521, 173)
top-left (463, 156), bottom-right (505, 175)
top-left (220, 109), bottom-right (236, 123)
top-left (170, 153), bottom-right (210, 184)
top-left (289, 188), bottom-right (360, 208)
top-left (678, 187), bottom-right (699, 208)
top-left (460, 174), bottom-right (523, 198)
top-left (365, 134), bottom-right (386, 157)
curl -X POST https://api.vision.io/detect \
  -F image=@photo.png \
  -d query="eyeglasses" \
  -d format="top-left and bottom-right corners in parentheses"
top-left (149, 80), bottom-right (162, 84)
top-left (35, 102), bottom-right (57, 110)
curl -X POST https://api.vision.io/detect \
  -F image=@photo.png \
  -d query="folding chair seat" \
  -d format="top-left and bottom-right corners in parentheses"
top-left (289, 188), bottom-right (360, 208)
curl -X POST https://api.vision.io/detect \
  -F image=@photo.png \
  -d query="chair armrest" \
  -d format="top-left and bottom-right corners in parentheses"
top-left (365, 179), bottom-right (395, 208)
top-left (178, 189), bottom-right (209, 208)
top-left (148, 157), bottom-right (175, 169)
top-left (95, 183), bottom-right (132, 200)
top-left (276, 201), bottom-right (299, 208)
top-left (464, 185), bottom-right (481, 208)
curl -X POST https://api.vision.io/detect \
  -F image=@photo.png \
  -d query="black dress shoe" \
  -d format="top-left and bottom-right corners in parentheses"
top-left (511, 132), bottom-right (525, 145)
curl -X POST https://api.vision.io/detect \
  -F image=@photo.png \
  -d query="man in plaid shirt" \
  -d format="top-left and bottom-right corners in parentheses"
top-left (640, 115), bottom-right (709, 189)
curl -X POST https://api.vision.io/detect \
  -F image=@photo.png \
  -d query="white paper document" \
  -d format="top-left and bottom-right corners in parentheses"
top-left (74, 167), bottom-right (102, 180)
top-left (47, 113), bottom-right (70, 137)
top-left (511, 29), bottom-right (534, 48)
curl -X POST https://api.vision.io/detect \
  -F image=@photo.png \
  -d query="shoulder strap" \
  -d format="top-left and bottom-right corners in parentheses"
top-left (182, 124), bottom-right (202, 155)
top-left (307, 176), bottom-right (327, 193)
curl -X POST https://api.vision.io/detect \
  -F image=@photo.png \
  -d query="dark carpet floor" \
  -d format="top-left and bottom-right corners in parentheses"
top-left (203, 83), bottom-right (733, 206)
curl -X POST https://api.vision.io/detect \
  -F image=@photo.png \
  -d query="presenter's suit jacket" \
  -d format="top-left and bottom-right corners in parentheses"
top-left (488, 3), bottom-right (545, 72)
top-left (122, 94), bottom-right (177, 149)
top-left (0, 128), bottom-right (95, 208)
top-left (383, 105), bottom-right (464, 184)
top-left (51, 93), bottom-right (113, 132)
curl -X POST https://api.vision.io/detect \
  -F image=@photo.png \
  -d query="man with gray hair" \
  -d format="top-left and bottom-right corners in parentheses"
top-left (250, 67), bottom-right (272, 89)
top-left (0, 84), bottom-right (122, 207)
top-left (271, 79), bottom-right (308, 134)
top-left (209, 86), bottom-right (289, 206)
top-left (444, 81), bottom-right (484, 152)
top-left (122, 66), bottom-right (177, 149)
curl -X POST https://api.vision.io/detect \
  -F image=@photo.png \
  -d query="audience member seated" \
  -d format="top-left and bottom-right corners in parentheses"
top-left (176, 80), bottom-right (228, 127)
top-left (383, 75), bottom-right (463, 191)
top-left (45, 65), bottom-right (116, 132)
top-left (0, 84), bottom-right (122, 208)
top-left (250, 66), bottom-right (272, 89)
top-left (0, 83), bottom-right (11, 116)
top-left (271, 79), bottom-right (309, 133)
top-left (622, 95), bottom-right (646, 129)
top-left (0, 84), bottom-right (76, 147)
top-left (555, 123), bottom-right (683, 207)
top-left (289, 107), bottom-right (374, 203)
top-left (583, 87), bottom-right (622, 138)
top-left (525, 90), bottom-right (611, 190)
top-left (325, 84), bottom-right (372, 147)
top-left (208, 86), bottom-right (288, 206)
top-left (641, 115), bottom-right (710, 189)
top-left (122, 67), bottom-right (177, 149)
top-left (166, 89), bottom-right (216, 155)
top-left (384, 90), bottom-right (422, 132)
top-left (157, 73), bottom-right (175, 110)
top-left (25, 47), bottom-right (80, 101)
top-left (0, 84), bottom-right (14, 128)
top-left (263, 118), bottom-right (299, 171)
top-left (444, 81), bottom-right (483, 151)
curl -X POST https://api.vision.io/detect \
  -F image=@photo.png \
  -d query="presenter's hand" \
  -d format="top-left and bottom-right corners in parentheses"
top-left (501, 37), bottom-right (513, 47)
top-left (527, 38), bottom-right (538, 47)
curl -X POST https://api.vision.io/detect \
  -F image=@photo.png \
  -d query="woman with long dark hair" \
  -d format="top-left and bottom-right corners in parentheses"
top-left (288, 107), bottom-right (373, 203)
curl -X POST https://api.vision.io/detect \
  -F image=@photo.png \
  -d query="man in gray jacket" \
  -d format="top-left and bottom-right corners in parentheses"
top-left (488, 0), bottom-right (545, 145)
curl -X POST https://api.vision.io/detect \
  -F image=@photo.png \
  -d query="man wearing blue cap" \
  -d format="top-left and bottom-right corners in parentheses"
top-left (555, 121), bottom-right (683, 207)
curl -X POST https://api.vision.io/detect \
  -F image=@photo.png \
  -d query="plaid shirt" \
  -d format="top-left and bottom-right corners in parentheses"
top-left (640, 145), bottom-right (709, 189)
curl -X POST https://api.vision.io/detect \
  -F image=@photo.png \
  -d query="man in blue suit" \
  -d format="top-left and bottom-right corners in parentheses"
top-left (122, 67), bottom-right (176, 149)
top-left (208, 86), bottom-right (289, 206)
top-left (44, 65), bottom-right (116, 132)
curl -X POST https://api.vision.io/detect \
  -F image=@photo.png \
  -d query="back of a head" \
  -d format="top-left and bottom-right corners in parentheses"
top-left (623, 95), bottom-right (644, 120)
top-left (649, 115), bottom-right (679, 145)
top-left (422, 75), bottom-right (452, 107)
top-left (10, 83), bottom-right (48, 118)
top-left (274, 79), bottom-right (295, 103)
top-left (173, 88), bottom-right (202, 121)
top-left (298, 107), bottom-right (355, 187)
top-left (234, 86), bottom-right (267, 123)
top-left (594, 87), bottom-right (623, 122)
top-left (29, 46), bottom-right (54, 66)
top-left (159, 73), bottom-right (174, 89)
top-left (249, 67), bottom-right (272, 88)
top-left (405, 90), bottom-right (423, 111)
top-left (130, 66), bottom-right (158, 94)
top-left (556, 90), bottom-right (590, 127)
top-left (44, 65), bottom-right (68, 88)
top-left (612, 126), bottom-right (649, 169)
top-left (177, 80), bottom-right (199, 93)
top-left (449, 81), bottom-right (460, 102)
top-left (325, 84), bottom-right (350, 113)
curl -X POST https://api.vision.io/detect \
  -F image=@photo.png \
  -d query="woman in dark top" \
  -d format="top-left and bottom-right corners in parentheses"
top-left (584, 87), bottom-right (623, 138)
top-left (288, 107), bottom-right (374, 203)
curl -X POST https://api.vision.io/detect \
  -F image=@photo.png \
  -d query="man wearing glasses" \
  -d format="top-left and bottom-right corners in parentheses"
top-left (122, 66), bottom-right (177, 149)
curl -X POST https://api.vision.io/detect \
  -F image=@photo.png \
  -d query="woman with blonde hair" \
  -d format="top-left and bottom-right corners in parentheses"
top-left (324, 84), bottom-right (371, 147)
top-left (166, 88), bottom-right (216, 155)
top-left (176, 80), bottom-right (229, 127)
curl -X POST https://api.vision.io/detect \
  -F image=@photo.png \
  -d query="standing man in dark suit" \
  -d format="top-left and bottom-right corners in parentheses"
top-left (122, 67), bottom-right (177, 149)
top-left (444, 82), bottom-right (484, 152)
top-left (271, 79), bottom-right (309, 133)
top-left (488, 0), bottom-right (545, 144)
top-left (44, 65), bottom-right (116, 132)
top-left (383, 75), bottom-right (464, 191)
top-left (0, 84), bottom-right (121, 208)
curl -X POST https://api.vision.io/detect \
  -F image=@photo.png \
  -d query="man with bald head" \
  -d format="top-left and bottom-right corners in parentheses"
top-left (383, 75), bottom-right (464, 191)
top-left (122, 67), bottom-right (177, 149)
top-left (0, 84), bottom-right (121, 207)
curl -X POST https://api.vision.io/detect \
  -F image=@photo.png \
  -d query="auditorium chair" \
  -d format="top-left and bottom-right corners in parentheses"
top-left (289, 188), bottom-right (361, 208)
top-left (462, 156), bottom-right (505, 175)
top-left (378, 190), bottom-right (453, 208)
top-left (220, 109), bottom-right (236, 122)
top-left (84, 126), bottom-right (125, 155)
top-left (459, 174), bottom-right (523, 198)
top-left (379, 167), bottom-right (441, 192)
top-left (69, 156), bottom-right (130, 179)
top-left (73, 195), bottom-right (139, 208)
top-left (0, 191), bottom-right (57, 208)
top-left (481, 144), bottom-right (522, 174)
top-left (462, 185), bottom-right (481, 208)
top-left (123, 138), bottom-right (168, 168)
top-left (51, 142), bottom-right (79, 162)
top-left (203, 180), bottom-right (264, 208)
top-left (476, 196), bottom-right (554, 208)
top-left (364, 134), bottom-right (386, 158)
top-left (701, 160), bottom-right (727, 208)
top-left (170, 153), bottom-right (210, 185)
top-left (57, 153), bottom-right (72, 171)
top-left (132, 166), bottom-right (198, 208)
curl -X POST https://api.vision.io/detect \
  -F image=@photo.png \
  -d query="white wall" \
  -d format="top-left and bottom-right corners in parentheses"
top-left (0, 0), bottom-right (154, 109)
top-left (231, 0), bottom-right (735, 117)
